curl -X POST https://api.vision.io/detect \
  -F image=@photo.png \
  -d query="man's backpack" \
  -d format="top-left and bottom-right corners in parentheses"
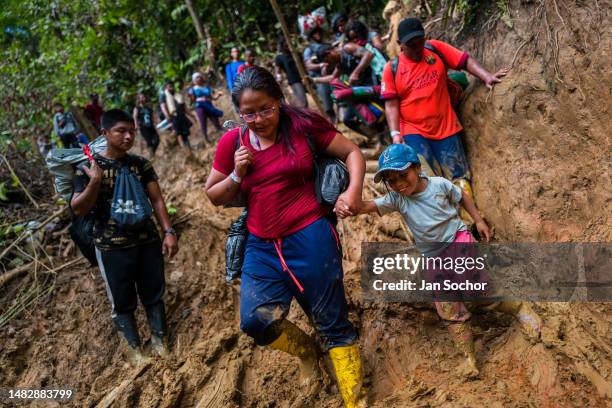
top-left (390, 42), bottom-right (468, 108)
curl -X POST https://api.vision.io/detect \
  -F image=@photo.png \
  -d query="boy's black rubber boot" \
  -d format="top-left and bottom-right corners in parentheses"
top-left (145, 302), bottom-right (168, 338)
top-left (113, 313), bottom-right (142, 348)
top-left (145, 302), bottom-right (170, 357)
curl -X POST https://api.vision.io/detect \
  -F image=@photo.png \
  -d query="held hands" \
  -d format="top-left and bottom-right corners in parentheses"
top-left (484, 67), bottom-right (509, 89)
top-left (333, 190), bottom-right (361, 219)
top-left (82, 160), bottom-right (103, 184)
top-left (234, 146), bottom-right (253, 178)
top-left (162, 234), bottom-right (179, 258)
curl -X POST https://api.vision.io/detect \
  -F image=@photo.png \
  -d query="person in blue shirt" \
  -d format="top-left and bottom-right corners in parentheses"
top-left (225, 47), bottom-right (245, 92)
top-left (189, 72), bottom-right (224, 143)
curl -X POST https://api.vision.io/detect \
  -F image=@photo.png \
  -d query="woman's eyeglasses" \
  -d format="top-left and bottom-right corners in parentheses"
top-left (240, 106), bottom-right (276, 123)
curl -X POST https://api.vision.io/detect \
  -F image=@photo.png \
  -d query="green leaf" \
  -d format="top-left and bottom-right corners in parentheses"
top-left (0, 182), bottom-right (7, 201)
top-left (10, 173), bottom-right (20, 187)
top-left (167, 205), bottom-right (177, 216)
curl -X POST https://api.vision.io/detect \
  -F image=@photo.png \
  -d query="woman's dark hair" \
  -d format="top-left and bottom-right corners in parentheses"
top-left (331, 13), bottom-right (346, 34)
top-left (345, 20), bottom-right (369, 41)
top-left (231, 66), bottom-right (337, 154)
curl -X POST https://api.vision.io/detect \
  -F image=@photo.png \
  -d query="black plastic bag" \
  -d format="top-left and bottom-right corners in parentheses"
top-left (225, 209), bottom-right (248, 283)
top-left (312, 155), bottom-right (349, 206)
top-left (69, 215), bottom-right (98, 266)
top-left (305, 135), bottom-right (349, 206)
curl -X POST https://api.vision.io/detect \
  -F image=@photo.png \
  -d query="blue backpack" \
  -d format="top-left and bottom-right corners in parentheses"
top-left (110, 164), bottom-right (153, 227)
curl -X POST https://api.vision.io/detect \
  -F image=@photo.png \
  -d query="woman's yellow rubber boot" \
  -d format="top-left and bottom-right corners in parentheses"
top-left (268, 320), bottom-right (322, 392)
top-left (329, 344), bottom-right (367, 408)
top-left (496, 301), bottom-right (542, 343)
top-left (453, 179), bottom-right (475, 226)
top-left (448, 322), bottom-right (479, 379)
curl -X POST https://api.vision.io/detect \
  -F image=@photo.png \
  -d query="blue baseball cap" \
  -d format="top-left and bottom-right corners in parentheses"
top-left (374, 144), bottom-right (420, 182)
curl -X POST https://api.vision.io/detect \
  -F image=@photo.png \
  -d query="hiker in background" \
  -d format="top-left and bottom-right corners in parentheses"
top-left (314, 42), bottom-right (375, 86)
top-left (225, 47), bottom-right (245, 92)
top-left (133, 92), bottom-right (160, 156)
top-left (345, 19), bottom-right (388, 74)
top-left (189, 72), bottom-right (224, 144)
top-left (314, 43), bottom-right (382, 139)
top-left (52, 102), bottom-right (80, 148)
top-left (71, 109), bottom-right (178, 365)
top-left (331, 13), bottom-right (347, 43)
top-left (205, 67), bottom-right (367, 408)
top-left (381, 17), bottom-right (508, 205)
top-left (164, 80), bottom-right (193, 150)
top-left (341, 143), bottom-right (542, 378)
top-left (84, 93), bottom-right (104, 133)
top-left (237, 48), bottom-right (256, 75)
top-left (274, 36), bottom-right (308, 108)
top-left (157, 82), bottom-right (173, 131)
top-left (303, 26), bottom-right (336, 123)
top-left (346, 19), bottom-right (386, 53)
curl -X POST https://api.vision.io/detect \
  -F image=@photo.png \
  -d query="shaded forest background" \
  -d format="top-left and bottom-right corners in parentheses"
top-left (0, 0), bottom-right (392, 142)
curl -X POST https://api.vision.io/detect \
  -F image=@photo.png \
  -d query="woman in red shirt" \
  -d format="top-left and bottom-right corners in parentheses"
top-left (205, 67), bottom-right (367, 407)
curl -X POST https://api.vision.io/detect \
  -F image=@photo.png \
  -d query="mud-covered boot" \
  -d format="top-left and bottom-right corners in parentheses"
top-left (329, 343), bottom-right (368, 408)
top-left (448, 322), bottom-right (479, 379)
top-left (145, 302), bottom-right (169, 358)
top-left (496, 301), bottom-right (542, 343)
top-left (269, 320), bottom-right (322, 396)
top-left (453, 179), bottom-right (475, 227)
top-left (113, 313), bottom-right (150, 366)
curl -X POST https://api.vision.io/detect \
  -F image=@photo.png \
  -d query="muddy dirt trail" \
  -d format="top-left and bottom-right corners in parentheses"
top-left (1, 0), bottom-right (611, 407)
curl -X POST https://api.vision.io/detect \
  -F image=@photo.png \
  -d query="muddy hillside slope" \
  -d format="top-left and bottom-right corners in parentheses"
top-left (0, 1), bottom-right (610, 408)
top-left (445, 0), bottom-right (610, 241)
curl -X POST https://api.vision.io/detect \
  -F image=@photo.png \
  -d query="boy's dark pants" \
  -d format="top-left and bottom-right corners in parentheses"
top-left (95, 240), bottom-right (167, 347)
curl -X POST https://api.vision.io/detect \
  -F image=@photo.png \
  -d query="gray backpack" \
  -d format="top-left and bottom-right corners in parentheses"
top-left (45, 136), bottom-right (107, 201)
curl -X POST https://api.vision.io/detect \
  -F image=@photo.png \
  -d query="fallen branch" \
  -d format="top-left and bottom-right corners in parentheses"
top-left (95, 362), bottom-right (152, 408)
top-left (0, 256), bottom-right (85, 288)
top-left (0, 206), bottom-right (67, 262)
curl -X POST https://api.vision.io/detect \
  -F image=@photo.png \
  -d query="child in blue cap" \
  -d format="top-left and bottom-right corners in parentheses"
top-left (338, 144), bottom-right (542, 378)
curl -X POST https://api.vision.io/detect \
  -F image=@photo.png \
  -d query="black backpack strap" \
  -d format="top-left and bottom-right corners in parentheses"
top-left (235, 125), bottom-right (247, 151)
top-left (424, 42), bottom-right (448, 69)
top-left (304, 133), bottom-right (318, 158)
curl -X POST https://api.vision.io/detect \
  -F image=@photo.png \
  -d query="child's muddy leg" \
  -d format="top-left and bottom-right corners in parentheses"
top-left (435, 301), bottom-right (479, 379)
top-left (495, 301), bottom-right (542, 343)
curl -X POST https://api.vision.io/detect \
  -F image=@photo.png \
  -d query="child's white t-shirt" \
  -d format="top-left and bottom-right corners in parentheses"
top-left (374, 176), bottom-right (467, 256)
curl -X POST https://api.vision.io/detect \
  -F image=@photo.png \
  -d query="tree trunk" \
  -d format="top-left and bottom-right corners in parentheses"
top-left (185, 0), bottom-right (217, 70)
top-left (203, 22), bottom-right (217, 70)
top-left (185, 0), bottom-right (205, 43)
top-left (268, 0), bottom-right (326, 115)
top-left (70, 104), bottom-right (98, 141)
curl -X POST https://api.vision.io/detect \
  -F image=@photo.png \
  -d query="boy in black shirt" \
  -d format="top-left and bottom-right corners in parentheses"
top-left (71, 109), bottom-right (178, 364)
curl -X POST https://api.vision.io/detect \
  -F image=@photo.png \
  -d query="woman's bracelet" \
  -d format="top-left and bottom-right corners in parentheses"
top-left (229, 170), bottom-right (242, 184)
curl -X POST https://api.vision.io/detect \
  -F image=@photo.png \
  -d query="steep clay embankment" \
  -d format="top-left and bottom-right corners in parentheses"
top-left (0, 1), bottom-right (610, 407)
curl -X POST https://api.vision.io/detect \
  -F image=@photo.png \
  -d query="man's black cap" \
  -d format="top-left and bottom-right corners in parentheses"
top-left (398, 18), bottom-right (425, 44)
